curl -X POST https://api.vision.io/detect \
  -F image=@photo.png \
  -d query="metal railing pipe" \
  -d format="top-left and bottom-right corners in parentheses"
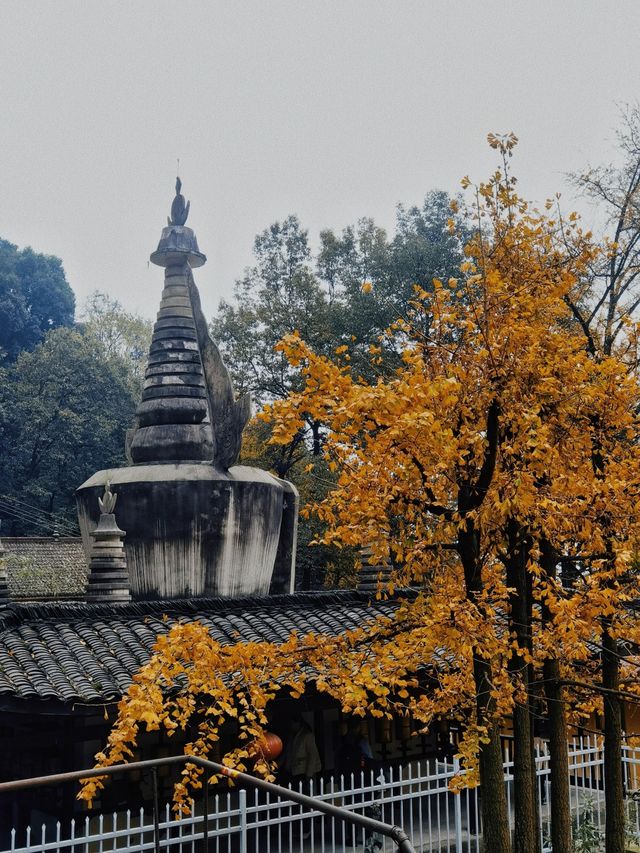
top-left (0, 754), bottom-right (417, 853)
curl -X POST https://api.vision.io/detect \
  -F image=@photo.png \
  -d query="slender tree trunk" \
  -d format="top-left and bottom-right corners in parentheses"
top-left (505, 521), bottom-right (539, 853)
top-left (603, 621), bottom-right (625, 853)
top-left (459, 519), bottom-right (512, 853)
top-left (540, 541), bottom-right (572, 852)
top-left (511, 702), bottom-right (538, 852)
top-left (474, 656), bottom-right (513, 853)
top-left (527, 565), bottom-right (541, 850)
top-left (311, 420), bottom-right (321, 456)
top-left (543, 658), bottom-right (572, 852)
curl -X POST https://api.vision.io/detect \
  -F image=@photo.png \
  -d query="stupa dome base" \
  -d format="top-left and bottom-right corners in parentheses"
top-left (76, 463), bottom-right (297, 599)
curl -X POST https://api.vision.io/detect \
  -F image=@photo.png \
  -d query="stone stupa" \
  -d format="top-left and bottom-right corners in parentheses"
top-left (76, 179), bottom-right (298, 600)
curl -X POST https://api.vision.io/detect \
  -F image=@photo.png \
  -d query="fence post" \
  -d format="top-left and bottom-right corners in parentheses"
top-left (203, 777), bottom-right (209, 853)
top-left (453, 756), bottom-right (464, 853)
top-left (151, 768), bottom-right (160, 853)
top-left (239, 788), bottom-right (247, 853)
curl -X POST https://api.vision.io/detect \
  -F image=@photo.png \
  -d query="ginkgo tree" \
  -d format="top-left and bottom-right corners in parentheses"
top-left (82, 139), bottom-right (640, 853)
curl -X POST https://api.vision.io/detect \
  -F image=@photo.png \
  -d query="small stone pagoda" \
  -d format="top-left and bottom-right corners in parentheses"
top-left (76, 180), bottom-right (298, 600)
top-left (85, 483), bottom-right (130, 603)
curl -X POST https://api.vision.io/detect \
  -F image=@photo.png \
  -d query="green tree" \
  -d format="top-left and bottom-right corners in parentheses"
top-left (0, 327), bottom-right (138, 535)
top-left (317, 190), bottom-right (466, 378)
top-left (80, 291), bottom-right (153, 393)
top-left (213, 216), bottom-right (334, 586)
top-left (0, 239), bottom-right (75, 362)
top-left (213, 215), bottom-right (332, 410)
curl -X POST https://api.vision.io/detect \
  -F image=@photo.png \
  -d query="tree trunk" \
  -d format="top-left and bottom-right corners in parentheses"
top-left (540, 541), bottom-right (572, 852)
top-left (603, 622), bottom-right (625, 853)
top-left (543, 657), bottom-right (572, 852)
top-left (474, 657), bottom-right (513, 853)
top-left (511, 701), bottom-right (538, 853)
top-left (527, 569), bottom-right (541, 850)
top-left (459, 518), bottom-right (512, 853)
top-left (505, 521), bottom-right (539, 853)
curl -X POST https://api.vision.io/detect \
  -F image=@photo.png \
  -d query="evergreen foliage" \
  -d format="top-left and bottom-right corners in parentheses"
top-left (0, 239), bottom-right (75, 363)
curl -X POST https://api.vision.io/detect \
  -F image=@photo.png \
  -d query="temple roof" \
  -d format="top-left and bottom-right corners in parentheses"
top-left (0, 591), bottom-right (399, 706)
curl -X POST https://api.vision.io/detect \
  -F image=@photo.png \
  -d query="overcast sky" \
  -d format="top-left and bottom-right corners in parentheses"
top-left (1, 1), bottom-right (638, 320)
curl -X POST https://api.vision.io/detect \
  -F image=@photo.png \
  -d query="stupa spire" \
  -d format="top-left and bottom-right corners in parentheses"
top-left (129, 179), bottom-right (213, 464)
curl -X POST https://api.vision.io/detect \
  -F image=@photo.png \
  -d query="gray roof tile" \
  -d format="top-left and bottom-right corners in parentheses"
top-left (0, 592), bottom-right (398, 705)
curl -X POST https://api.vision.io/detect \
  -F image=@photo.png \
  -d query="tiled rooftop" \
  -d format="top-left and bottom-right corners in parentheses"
top-left (0, 591), bottom-right (397, 705)
top-left (2, 537), bottom-right (87, 601)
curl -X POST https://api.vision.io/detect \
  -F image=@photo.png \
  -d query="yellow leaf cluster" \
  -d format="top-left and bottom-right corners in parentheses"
top-left (84, 151), bottom-right (640, 807)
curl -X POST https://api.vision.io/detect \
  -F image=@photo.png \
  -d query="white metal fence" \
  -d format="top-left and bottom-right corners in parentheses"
top-left (4, 738), bottom-right (640, 853)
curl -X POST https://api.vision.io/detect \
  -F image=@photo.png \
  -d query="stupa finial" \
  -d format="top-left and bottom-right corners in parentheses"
top-left (168, 176), bottom-right (190, 226)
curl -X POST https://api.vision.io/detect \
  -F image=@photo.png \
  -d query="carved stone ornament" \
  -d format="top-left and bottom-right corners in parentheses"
top-left (98, 481), bottom-right (117, 514)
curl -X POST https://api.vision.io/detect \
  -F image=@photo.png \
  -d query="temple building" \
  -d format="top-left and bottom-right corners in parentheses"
top-left (0, 183), bottom-right (431, 837)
